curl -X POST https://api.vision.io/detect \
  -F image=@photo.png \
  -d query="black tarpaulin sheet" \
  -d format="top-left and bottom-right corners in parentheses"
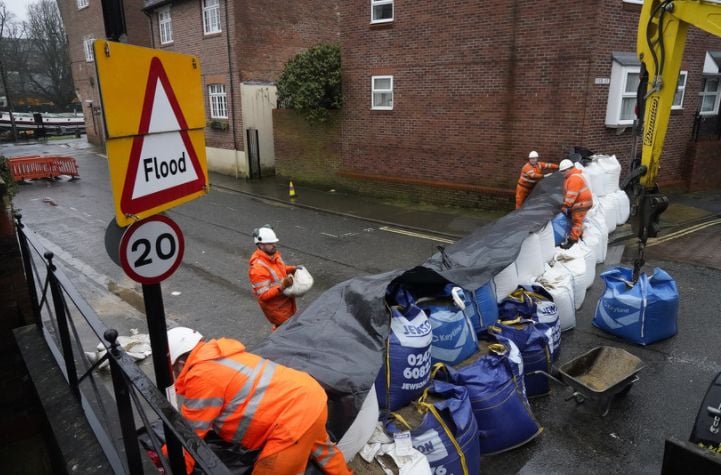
top-left (252, 173), bottom-right (565, 439)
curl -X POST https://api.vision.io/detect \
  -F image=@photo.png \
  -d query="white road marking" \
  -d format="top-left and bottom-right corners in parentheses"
top-left (379, 226), bottom-right (455, 244)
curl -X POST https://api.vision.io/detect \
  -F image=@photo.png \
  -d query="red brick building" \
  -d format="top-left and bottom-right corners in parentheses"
top-left (284, 0), bottom-right (721, 207)
top-left (57, 0), bottom-right (339, 176)
top-left (57, 0), bottom-right (150, 144)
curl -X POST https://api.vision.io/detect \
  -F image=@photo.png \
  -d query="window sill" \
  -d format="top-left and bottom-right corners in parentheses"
top-left (370, 21), bottom-right (394, 30)
top-left (159, 41), bottom-right (174, 47)
top-left (203, 32), bottom-right (223, 39)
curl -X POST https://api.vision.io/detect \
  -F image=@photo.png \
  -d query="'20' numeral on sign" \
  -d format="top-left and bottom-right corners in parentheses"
top-left (132, 233), bottom-right (176, 267)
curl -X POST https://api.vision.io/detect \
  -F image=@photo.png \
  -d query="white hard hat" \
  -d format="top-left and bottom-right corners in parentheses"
top-left (253, 225), bottom-right (278, 244)
top-left (559, 159), bottom-right (574, 172)
top-left (528, 151), bottom-right (539, 159)
top-left (167, 327), bottom-right (203, 365)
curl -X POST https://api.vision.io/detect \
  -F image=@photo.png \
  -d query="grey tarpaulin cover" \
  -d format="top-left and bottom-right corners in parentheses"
top-left (252, 173), bottom-right (565, 440)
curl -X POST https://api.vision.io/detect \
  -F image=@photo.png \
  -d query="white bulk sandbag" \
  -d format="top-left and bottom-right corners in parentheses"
top-left (552, 251), bottom-right (587, 310)
top-left (536, 264), bottom-right (576, 331)
top-left (614, 189), bottom-right (631, 225)
top-left (556, 241), bottom-right (596, 289)
top-left (338, 386), bottom-right (380, 461)
top-left (493, 262), bottom-right (519, 303)
top-left (584, 211), bottom-right (608, 263)
top-left (536, 222), bottom-right (556, 264)
top-left (283, 266), bottom-right (314, 296)
top-left (515, 234), bottom-right (545, 284)
top-left (595, 154), bottom-right (622, 195)
top-left (598, 195), bottom-right (618, 233)
top-left (584, 160), bottom-right (606, 198)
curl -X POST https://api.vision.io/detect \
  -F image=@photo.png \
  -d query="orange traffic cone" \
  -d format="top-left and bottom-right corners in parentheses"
top-left (289, 181), bottom-right (297, 198)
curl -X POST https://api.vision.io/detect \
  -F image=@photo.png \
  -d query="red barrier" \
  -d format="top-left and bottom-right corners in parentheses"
top-left (8, 155), bottom-right (79, 181)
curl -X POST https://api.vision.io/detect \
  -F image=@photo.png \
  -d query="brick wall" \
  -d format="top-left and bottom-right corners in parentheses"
top-left (273, 109), bottom-right (342, 182)
top-left (335, 0), bottom-right (721, 204)
top-left (151, 0), bottom-right (242, 150)
top-left (235, 1), bottom-right (340, 82)
top-left (687, 139), bottom-right (721, 190)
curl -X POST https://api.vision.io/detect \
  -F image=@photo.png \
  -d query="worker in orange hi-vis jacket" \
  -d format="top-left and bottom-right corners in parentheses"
top-left (248, 225), bottom-right (298, 330)
top-left (559, 159), bottom-right (594, 250)
top-left (515, 150), bottom-right (560, 209)
top-left (163, 327), bottom-right (352, 475)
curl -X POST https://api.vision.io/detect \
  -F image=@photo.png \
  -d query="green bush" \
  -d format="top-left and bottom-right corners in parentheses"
top-left (277, 43), bottom-right (342, 123)
top-left (0, 156), bottom-right (18, 198)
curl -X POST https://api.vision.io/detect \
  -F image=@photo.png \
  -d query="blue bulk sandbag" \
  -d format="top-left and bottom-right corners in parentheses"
top-left (499, 285), bottom-right (561, 361)
top-left (442, 283), bottom-right (484, 336)
top-left (473, 280), bottom-right (499, 330)
top-left (433, 338), bottom-right (542, 455)
top-left (417, 297), bottom-right (479, 366)
top-left (376, 304), bottom-right (433, 411)
top-left (593, 266), bottom-right (679, 345)
top-left (551, 212), bottom-right (570, 246)
top-left (490, 319), bottom-right (552, 397)
top-left (387, 380), bottom-right (481, 475)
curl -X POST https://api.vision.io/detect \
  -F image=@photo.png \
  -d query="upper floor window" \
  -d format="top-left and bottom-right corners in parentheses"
top-left (208, 84), bottom-right (228, 118)
top-left (203, 0), bottom-right (221, 35)
top-left (372, 75), bottom-right (393, 110)
top-left (83, 36), bottom-right (95, 62)
top-left (605, 54), bottom-right (639, 127)
top-left (672, 71), bottom-right (688, 109)
top-left (77, 0), bottom-right (89, 9)
top-left (699, 77), bottom-right (721, 116)
top-left (371, 0), bottom-right (393, 24)
top-left (159, 7), bottom-right (173, 44)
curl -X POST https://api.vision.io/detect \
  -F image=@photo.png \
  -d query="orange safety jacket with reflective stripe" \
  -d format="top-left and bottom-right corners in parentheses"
top-left (562, 168), bottom-right (594, 212)
top-left (517, 161), bottom-right (559, 189)
top-left (248, 248), bottom-right (296, 325)
top-left (174, 338), bottom-right (328, 473)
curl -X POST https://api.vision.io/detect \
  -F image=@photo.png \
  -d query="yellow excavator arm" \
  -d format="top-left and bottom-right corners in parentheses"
top-left (628, 0), bottom-right (721, 279)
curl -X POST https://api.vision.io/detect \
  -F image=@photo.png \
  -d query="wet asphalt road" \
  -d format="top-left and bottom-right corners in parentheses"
top-left (4, 138), bottom-right (721, 474)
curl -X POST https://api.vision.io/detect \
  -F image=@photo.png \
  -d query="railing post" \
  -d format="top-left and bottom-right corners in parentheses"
top-left (44, 251), bottom-right (80, 398)
top-left (105, 329), bottom-right (144, 474)
top-left (14, 214), bottom-right (42, 326)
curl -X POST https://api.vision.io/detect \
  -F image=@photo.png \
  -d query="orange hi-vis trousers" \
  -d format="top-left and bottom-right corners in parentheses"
top-left (252, 406), bottom-right (351, 475)
top-left (569, 208), bottom-right (589, 241)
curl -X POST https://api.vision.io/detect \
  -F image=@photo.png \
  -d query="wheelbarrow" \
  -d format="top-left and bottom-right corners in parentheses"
top-left (530, 346), bottom-right (644, 416)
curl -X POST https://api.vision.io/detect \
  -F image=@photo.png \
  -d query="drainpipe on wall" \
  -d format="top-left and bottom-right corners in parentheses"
top-left (224, 0), bottom-right (240, 178)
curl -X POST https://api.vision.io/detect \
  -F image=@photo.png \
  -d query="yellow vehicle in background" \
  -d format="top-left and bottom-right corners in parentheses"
top-left (627, 0), bottom-right (721, 281)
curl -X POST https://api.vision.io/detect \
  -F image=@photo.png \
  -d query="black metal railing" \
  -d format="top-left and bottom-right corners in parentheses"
top-left (14, 214), bottom-right (231, 475)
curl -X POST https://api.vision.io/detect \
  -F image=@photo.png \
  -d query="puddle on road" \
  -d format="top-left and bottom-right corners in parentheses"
top-left (107, 281), bottom-right (145, 314)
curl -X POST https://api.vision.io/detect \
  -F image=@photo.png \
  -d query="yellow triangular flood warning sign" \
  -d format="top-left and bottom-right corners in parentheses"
top-left (121, 57), bottom-right (205, 215)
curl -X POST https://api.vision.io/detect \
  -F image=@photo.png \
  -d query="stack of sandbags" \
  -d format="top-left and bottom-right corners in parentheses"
top-left (493, 262), bottom-right (519, 303)
top-left (515, 234), bottom-right (545, 285)
top-left (536, 264), bottom-right (576, 331)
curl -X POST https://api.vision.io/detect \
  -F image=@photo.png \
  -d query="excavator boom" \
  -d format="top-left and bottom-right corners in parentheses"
top-left (628, 0), bottom-right (721, 279)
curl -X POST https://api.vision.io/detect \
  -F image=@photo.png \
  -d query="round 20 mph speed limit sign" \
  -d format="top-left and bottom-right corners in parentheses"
top-left (119, 215), bottom-right (185, 284)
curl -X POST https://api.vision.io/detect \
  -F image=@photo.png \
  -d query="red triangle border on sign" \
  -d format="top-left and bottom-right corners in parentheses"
top-left (120, 57), bottom-right (205, 216)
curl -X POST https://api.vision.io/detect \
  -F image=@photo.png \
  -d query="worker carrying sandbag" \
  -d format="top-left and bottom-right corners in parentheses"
top-left (164, 327), bottom-right (351, 475)
top-left (249, 225), bottom-right (300, 330)
top-left (559, 159), bottom-right (593, 250)
top-left (515, 150), bottom-right (559, 209)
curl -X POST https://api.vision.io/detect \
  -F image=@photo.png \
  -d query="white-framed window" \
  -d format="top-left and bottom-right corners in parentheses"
top-left (622, 0), bottom-right (643, 4)
top-left (371, 0), bottom-right (393, 24)
top-left (158, 7), bottom-right (173, 44)
top-left (672, 70), bottom-right (688, 109)
top-left (699, 77), bottom-right (721, 116)
top-left (77, 0), bottom-right (89, 9)
top-left (605, 54), bottom-right (640, 127)
top-left (83, 36), bottom-right (95, 62)
top-left (208, 84), bottom-right (228, 118)
top-left (202, 0), bottom-right (221, 35)
top-left (372, 75), bottom-right (393, 110)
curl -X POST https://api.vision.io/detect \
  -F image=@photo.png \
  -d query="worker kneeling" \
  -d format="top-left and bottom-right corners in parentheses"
top-left (165, 327), bottom-right (352, 475)
top-left (559, 159), bottom-right (593, 250)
